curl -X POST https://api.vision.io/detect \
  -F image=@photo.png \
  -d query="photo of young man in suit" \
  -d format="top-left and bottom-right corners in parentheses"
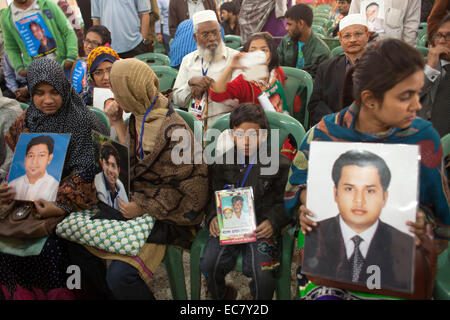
top-left (303, 149), bottom-right (414, 292)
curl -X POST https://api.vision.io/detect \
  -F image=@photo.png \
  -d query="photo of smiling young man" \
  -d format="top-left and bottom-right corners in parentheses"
top-left (9, 135), bottom-right (60, 202)
top-left (94, 142), bottom-right (129, 210)
top-left (303, 148), bottom-right (416, 293)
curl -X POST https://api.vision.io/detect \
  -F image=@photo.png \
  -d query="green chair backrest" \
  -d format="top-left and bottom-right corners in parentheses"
top-left (417, 33), bottom-right (428, 47)
top-left (323, 37), bottom-right (341, 51)
top-left (312, 25), bottom-right (326, 35)
top-left (175, 109), bottom-right (203, 144)
top-left (314, 12), bottom-right (330, 19)
top-left (224, 35), bottom-right (242, 50)
top-left (89, 106), bottom-right (110, 132)
top-left (313, 17), bottom-right (329, 26)
top-left (154, 40), bottom-right (166, 54)
top-left (419, 22), bottom-right (427, 30)
top-left (416, 46), bottom-right (429, 57)
top-left (149, 65), bottom-right (179, 91)
top-left (237, 46), bottom-right (244, 52)
top-left (19, 102), bottom-right (29, 111)
top-left (134, 52), bottom-right (171, 66)
top-left (331, 45), bottom-right (344, 57)
top-left (206, 110), bottom-right (306, 155)
top-left (281, 66), bottom-right (314, 130)
top-left (442, 133), bottom-right (450, 159)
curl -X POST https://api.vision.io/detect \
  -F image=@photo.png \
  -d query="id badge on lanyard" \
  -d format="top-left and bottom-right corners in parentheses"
top-left (188, 58), bottom-right (210, 123)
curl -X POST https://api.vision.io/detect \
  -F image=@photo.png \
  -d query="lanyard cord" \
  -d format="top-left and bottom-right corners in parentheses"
top-left (137, 95), bottom-right (158, 160)
top-left (201, 57), bottom-right (210, 77)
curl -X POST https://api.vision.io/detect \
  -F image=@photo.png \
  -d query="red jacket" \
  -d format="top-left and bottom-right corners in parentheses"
top-left (210, 67), bottom-right (286, 104)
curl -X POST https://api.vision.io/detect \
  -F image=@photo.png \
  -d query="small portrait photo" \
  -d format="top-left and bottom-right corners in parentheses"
top-left (361, 0), bottom-right (385, 32)
top-left (92, 131), bottom-right (130, 211)
top-left (93, 88), bottom-right (130, 120)
top-left (303, 141), bottom-right (419, 293)
top-left (8, 133), bottom-right (71, 202)
top-left (15, 12), bottom-right (56, 57)
top-left (221, 194), bottom-right (251, 229)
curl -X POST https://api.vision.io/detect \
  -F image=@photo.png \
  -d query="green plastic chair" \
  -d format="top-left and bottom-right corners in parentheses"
top-left (331, 45), bottom-right (345, 57)
top-left (19, 102), bottom-right (29, 111)
top-left (134, 52), bottom-right (171, 66)
top-left (416, 46), bottom-right (429, 57)
top-left (89, 106), bottom-right (110, 132)
top-left (237, 46), bottom-right (244, 52)
top-left (154, 39), bottom-right (166, 54)
top-left (419, 22), bottom-right (428, 30)
top-left (281, 66), bottom-right (314, 130)
top-left (314, 12), bottom-right (331, 19)
top-left (322, 37), bottom-right (341, 51)
top-left (312, 25), bottom-right (326, 35)
top-left (224, 35), bottom-right (242, 50)
top-left (162, 245), bottom-right (188, 300)
top-left (190, 111), bottom-right (305, 300)
top-left (417, 33), bottom-right (428, 47)
top-left (313, 17), bottom-right (329, 27)
top-left (175, 109), bottom-right (204, 143)
top-left (149, 65), bottom-right (179, 91)
top-left (442, 133), bottom-right (450, 157)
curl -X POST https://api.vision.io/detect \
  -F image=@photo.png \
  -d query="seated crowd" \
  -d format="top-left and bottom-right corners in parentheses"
top-left (0, 0), bottom-right (448, 301)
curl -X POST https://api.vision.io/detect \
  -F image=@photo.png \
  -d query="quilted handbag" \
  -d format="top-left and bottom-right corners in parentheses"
top-left (56, 208), bottom-right (155, 256)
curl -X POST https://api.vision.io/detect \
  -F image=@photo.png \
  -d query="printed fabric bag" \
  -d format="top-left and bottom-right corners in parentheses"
top-left (56, 208), bottom-right (155, 256)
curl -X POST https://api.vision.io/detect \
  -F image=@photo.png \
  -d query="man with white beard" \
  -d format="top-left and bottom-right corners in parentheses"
top-left (173, 10), bottom-right (240, 128)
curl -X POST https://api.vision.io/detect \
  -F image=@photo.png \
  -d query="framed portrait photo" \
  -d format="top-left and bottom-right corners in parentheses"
top-left (91, 131), bottom-right (130, 214)
top-left (215, 187), bottom-right (257, 245)
top-left (303, 141), bottom-right (419, 294)
top-left (8, 133), bottom-right (71, 202)
top-left (15, 12), bottom-right (56, 58)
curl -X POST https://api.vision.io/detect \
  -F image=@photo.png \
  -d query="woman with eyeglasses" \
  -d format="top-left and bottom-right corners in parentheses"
top-left (81, 46), bottom-right (120, 107)
top-left (70, 25), bottom-right (112, 95)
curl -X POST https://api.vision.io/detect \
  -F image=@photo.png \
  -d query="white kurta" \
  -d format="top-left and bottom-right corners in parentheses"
top-left (173, 46), bottom-right (241, 127)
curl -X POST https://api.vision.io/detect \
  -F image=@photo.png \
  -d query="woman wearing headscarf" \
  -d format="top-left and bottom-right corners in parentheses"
top-left (286, 39), bottom-right (449, 300)
top-left (81, 46), bottom-right (120, 106)
top-left (84, 58), bottom-right (208, 300)
top-left (0, 58), bottom-right (102, 300)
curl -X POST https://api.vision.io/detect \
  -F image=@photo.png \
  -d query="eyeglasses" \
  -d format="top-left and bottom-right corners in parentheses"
top-left (433, 32), bottom-right (450, 42)
top-left (341, 32), bottom-right (365, 41)
top-left (92, 67), bottom-right (112, 77)
top-left (84, 39), bottom-right (102, 48)
top-left (199, 29), bottom-right (219, 40)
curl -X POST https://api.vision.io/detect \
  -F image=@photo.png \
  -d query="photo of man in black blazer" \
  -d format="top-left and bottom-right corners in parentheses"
top-left (303, 149), bottom-right (415, 292)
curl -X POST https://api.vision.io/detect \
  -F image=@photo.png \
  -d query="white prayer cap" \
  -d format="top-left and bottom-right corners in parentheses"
top-left (192, 10), bottom-right (218, 26)
top-left (339, 14), bottom-right (367, 32)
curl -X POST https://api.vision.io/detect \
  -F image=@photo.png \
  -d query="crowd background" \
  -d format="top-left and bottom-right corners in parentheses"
top-left (0, 0), bottom-right (448, 301)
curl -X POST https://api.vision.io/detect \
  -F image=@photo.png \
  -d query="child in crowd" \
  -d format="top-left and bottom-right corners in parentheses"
top-left (200, 103), bottom-right (293, 300)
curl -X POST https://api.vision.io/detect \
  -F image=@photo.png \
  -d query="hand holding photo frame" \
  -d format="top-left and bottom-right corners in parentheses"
top-left (91, 130), bottom-right (130, 219)
top-left (302, 141), bottom-right (419, 294)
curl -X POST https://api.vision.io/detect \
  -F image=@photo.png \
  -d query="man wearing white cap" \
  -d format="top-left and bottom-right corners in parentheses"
top-left (349, 0), bottom-right (420, 47)
top-left (308, 14), bottom-right (370, 126)
top-left (173, 10), bottom-right (240, 128)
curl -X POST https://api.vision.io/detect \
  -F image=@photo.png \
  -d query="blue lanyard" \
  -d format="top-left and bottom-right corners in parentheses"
top-left (224, 153), bottom-right (256, 189)
top-left (137, 96), bottom-right (158, 160)
top-left (201, 57), bottom-right (210, 77)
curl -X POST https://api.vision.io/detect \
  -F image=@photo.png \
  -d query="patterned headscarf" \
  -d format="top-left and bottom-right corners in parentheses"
top-left (87, 46), bottom-right (120, 75)
top-left (26, 58), bottom-right (97, 181)
top-left (110, 58), bottom-right (169, 153)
